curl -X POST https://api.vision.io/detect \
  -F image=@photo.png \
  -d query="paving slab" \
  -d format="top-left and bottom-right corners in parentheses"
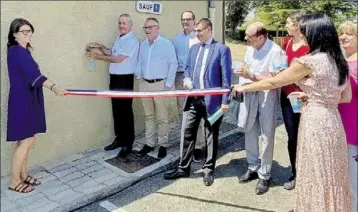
top-left (0, 121), bottom-right (238, 212)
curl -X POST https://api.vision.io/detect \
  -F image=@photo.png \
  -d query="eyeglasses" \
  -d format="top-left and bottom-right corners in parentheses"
top-left (245, 33), bottom-right (258, 38)
top-left (142, 25), bottom-right (158, 30)
top-left (193, 27), bottom-right (209, 33)
top-left (18, 30), bottom-right (33, 35)
top-left (181, 18), bottom-right (193, 22)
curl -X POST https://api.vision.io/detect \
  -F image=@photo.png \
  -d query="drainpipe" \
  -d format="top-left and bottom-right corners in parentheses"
top-left (208, 0), bottom-right (216, 36)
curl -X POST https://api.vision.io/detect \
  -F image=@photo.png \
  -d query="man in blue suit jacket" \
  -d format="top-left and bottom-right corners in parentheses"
top-left (164, 18), bottom-right (232, 186)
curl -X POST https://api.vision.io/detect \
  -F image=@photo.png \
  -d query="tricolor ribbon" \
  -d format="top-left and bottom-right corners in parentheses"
top-left (65, 88), bottom-right (232, 125)
top-left (64, 88), bottom-right (231, 98)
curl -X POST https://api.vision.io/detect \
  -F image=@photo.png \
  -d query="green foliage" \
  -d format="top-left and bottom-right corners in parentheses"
top-left (299, 0), bottom-right (358, 27)
top-left (225, 0), bottom-right (252, 34)
top-left (236, 0), bottom-right (357, 30)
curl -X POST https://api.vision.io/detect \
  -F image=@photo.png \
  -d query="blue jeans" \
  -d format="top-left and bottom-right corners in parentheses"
top-left (281, 92), bottom-right (301, 178)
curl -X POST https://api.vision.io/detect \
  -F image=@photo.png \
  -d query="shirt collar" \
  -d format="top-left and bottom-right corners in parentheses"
top-left (258, 38), bottom-right (272, 52)
top-left (182, 30), bottom-right (196, 37)
top-left (202, 37), bottom-right (213, 46)
top-left (119, 31), bottom-right (133, 40)
top-left (145, 34), bottom-right (162, 44)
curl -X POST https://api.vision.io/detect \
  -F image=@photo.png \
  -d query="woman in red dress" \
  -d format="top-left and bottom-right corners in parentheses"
top-left (280, 12), bottom-right (310, 190)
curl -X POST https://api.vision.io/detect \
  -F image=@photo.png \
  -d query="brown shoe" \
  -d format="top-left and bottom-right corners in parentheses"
top-left (8, 182), bottom-right (34, 193)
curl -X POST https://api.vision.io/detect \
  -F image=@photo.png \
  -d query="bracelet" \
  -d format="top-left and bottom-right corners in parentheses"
top-left (50, 84), bottom-right (56, 91)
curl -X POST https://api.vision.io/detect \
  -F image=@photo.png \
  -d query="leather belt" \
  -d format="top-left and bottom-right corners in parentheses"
top-left (144, 78), bottom-right (164, 83)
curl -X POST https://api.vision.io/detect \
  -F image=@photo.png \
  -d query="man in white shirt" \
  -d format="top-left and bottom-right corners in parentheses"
top-left (135, 17), bottom-right (177, 159)
top-left (87, 14), bottom-right (139, 158)
top-left (172, 11), bottom-right (205, 162)
top-left (235, 22), bottom-right (281, 195)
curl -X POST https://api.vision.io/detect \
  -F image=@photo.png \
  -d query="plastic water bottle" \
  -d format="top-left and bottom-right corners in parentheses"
top-left (272, 59), bottom-right (281, 73)
top-left (89, 59), bottom-right (96, 72)
top-left (280, 51), bottom-right (288, 69)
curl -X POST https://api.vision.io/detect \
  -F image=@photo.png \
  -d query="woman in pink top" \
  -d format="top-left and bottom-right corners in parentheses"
top-left (338, 20), bottom-right (357, 212)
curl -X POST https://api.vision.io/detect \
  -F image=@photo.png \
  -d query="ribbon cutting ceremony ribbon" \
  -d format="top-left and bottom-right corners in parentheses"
top-left (65, 88), bottom-right (231, 125)
top-left (64, 88), bottom-right (231, 98)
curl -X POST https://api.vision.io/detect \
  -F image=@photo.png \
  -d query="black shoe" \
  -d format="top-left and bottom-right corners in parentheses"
top-left (157, 146), bottom-right (167, 159)
top-left (117, 146), bottom-right (132, 158)
top-left (255, 179), bottom-right (270, 195)
top-left (238, 169), bottom-right (258, 183)
top-left (104, 138), bottom-right (123, 151)
top-left (193, 149), bottom-right (203, 163)
top-left (283, 176), bottom-right (296, 190)
top-left (136, 144), bottom-right (154, 157)
top-left (203, 172), bottom-right (214, 186)
top-left (164, 168), bottom-right (190, 180)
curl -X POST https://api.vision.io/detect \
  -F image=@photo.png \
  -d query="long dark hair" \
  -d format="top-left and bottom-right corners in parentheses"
top-left (299, 13), bottom-right (349, 86)
top-left (7, 18), bottom-right (34, 51)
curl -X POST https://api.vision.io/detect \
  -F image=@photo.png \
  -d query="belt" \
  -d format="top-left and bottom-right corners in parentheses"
top-left (144, 78), bottom-right (164, 83)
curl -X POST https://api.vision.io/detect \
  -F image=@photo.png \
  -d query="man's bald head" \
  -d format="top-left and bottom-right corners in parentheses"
top-left (247, 22), bottom-right (268, 38)
top-left (245, 22), bottom-right (269, 49)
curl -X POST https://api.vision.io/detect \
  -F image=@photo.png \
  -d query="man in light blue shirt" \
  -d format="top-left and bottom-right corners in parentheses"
top-left (172, 11), bottom-right (205, 163)
top-left (135, 17), bottom-right (177, 159)
top-left (87, 14), bottom-right (139, 158)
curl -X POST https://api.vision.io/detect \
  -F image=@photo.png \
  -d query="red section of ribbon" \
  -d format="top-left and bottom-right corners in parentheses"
top-left (64, 88), bottom-right (231, 98)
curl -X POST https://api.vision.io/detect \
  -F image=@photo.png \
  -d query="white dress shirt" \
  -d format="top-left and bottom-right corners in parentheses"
top-left (193, 37), bottom-right (213, 89)
top-left (109, 31), bottom-right (139, 75)
top-left (240, 39), bottom-right (283, 85)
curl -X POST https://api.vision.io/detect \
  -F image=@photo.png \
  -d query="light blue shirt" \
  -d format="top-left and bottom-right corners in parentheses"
top-left (172, 31), bottom-right (199, 72)
top-left (109, 31), bottom-right (139, 75)
top-left (135, 35), bottom-right (177, 87)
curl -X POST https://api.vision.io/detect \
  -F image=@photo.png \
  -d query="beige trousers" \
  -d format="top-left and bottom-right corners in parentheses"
top-left (175, 72), bottom-right (205, 149)
top-left (139, 79), bottom-right (169, 147)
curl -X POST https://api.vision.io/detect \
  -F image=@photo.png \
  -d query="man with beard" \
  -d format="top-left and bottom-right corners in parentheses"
top-left (234, 22), bottom-right (282, 195)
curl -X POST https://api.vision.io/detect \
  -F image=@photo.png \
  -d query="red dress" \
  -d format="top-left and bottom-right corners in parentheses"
top-left (281, 36), bottom-right (310, 95)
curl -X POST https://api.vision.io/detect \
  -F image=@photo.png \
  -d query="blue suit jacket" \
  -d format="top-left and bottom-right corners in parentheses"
top-left (183, 39), bottom-right (232, 116)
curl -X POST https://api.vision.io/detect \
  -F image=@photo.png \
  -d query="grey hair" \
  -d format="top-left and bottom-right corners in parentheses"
top-left (146, 17), bottom-right (159, 25)
top-left (119, 14), bottom-right (133, 24)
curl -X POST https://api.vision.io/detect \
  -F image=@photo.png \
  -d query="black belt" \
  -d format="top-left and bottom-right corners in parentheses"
top-left (144, 78), bottom-right (164, 83)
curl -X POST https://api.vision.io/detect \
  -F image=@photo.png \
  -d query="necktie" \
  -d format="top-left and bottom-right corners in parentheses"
top-left (193, 44), bottom-right (206, 89)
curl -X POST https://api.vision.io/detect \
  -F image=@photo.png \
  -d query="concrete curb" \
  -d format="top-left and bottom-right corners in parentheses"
top-left (59, 127), bottom-right (240, 212)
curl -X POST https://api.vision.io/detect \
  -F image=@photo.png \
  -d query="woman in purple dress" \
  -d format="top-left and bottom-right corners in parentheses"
top-left (6, 18), bottom-right (66, 193)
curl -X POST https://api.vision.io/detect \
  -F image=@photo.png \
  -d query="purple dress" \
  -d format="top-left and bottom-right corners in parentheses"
top-left (6, 45), bottom-right (48, 141)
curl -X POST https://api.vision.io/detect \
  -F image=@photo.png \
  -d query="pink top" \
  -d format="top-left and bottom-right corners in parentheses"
top-left (338, 60), bottom-right (358, 146)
